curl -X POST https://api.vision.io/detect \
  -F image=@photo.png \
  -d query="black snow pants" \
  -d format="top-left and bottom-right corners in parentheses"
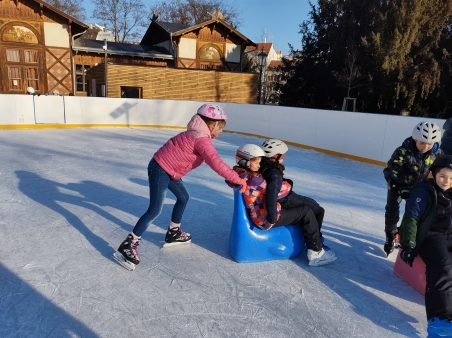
top-left (278, 191), bottom-right (325, 229)
top-left (385, 189), bottom-right (403, 234)
top-left (274, 204), bottom-right (323, 252)
top-left (419, 233), bottom-right (452, 320)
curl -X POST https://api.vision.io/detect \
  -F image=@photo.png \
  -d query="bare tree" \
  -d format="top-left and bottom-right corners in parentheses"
top-left (92, 0), bottom-right (147, 43)
top-left (46, 0), bottom-right (86, 22)
top-left (334, 45), bottom-right (362, 98)
top-left (151, 0), bottom-right (242, 28)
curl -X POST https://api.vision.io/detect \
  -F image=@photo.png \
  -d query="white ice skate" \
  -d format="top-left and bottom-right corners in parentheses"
top-left (308, 248), bottom-right (337, 267)
top-left (112, 251), bottom-right (136, 271)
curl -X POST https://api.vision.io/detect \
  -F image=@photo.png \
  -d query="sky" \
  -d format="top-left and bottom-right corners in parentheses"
top-left (1, 126), bottom-right (428, 337)
top-left (81, 0), bottom-right (312, 56)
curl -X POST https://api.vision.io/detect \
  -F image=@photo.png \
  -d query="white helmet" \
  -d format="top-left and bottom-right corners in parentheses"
top-left (236, 144), bottom-right (266, 168)
top-left (412, 121), bottom-right (441, 143)
top-left (27, 86), bottom-right (35, 94)
top-left (261, 139), bottom-right (289, 157)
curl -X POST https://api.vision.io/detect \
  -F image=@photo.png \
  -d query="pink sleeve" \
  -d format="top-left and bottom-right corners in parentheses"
top-left (195, 137), bottom-right (240, 183)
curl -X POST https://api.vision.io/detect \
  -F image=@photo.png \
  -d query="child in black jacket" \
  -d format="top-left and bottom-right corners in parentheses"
top-left (383, 121), bottom-right (442, 256)
top-left (259, 139), bottom-right (336, 266)
top-left (399, 155), bottom-right (452, 337)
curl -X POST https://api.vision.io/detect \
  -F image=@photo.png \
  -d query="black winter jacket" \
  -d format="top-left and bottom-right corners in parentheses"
top-left (399, 179), bottom-right (452, 255)
top-left (383, 137), bottom-right (442, 191)
top-left (259, 157), bottom-right (285, 224)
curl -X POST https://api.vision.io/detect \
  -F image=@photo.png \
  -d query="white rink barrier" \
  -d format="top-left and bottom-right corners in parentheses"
top-left (0, 94), bottom-right (445, 166)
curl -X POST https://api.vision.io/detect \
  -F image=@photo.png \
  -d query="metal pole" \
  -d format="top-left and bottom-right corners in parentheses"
top-left (104, 39), bottom-right (108, 97)
top-left (258, 67), bottom-right (263, 104)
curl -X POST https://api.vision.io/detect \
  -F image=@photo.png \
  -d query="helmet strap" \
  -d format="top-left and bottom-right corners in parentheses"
top-left (210, 121), bottom-right (219, 138)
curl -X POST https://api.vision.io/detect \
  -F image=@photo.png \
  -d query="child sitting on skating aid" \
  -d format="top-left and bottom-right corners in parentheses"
top-left (113, 104), bottom-right (247, 271)
top-left (258, 139), bottom-right (335, 266)
top-left (230, 143), bottom-right (336, 266)
top-left (383, 121), bottom-right (442, 256)
top-left (398, 155), bottom-right (452, 337)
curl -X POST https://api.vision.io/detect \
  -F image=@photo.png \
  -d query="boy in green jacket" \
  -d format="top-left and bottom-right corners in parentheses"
top-left (399, 155), bottom-right (452, 337)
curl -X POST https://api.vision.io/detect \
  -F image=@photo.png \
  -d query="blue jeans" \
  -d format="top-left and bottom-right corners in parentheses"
top-left (132, 158), bottom-right (190, 237)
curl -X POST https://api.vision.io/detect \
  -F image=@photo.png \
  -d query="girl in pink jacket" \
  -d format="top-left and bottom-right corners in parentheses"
top-left (113, 104), bottom-right (246, 270)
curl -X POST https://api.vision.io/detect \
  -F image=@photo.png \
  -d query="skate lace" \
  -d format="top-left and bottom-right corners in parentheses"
top-left (132, 238), bottom-right (141, 248)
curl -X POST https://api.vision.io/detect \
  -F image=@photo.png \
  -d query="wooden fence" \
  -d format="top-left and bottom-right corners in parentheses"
top-left (87, 63), bottom-right (258, 103)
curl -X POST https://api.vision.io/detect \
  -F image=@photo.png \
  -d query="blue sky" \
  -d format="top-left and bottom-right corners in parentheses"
top-left (81, 0), bottom-right (312, 56)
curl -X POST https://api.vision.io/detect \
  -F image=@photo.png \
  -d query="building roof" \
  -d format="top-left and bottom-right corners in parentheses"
top-left (72, 38), bottom-right (174, 59)
top-left (268, 60), bottom-right (284, 69)
top-left (157, 21), bottom-right (190, 34)
top-left (246, 43), bottom-right (273, 56)
top-left (141, 18), bottom-right (255, 47)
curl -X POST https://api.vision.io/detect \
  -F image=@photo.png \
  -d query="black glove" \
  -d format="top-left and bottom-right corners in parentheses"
top-left (401, 247), bottom-right (415, 267)
top-left (400, 189), bottom-right (411, 200)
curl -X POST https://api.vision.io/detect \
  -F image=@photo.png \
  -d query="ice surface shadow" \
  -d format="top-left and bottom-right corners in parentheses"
top-left (15, 171), bottom-right (148, 259)
top-left (0, 263), bottom-right (98, 337)
top-left (129, 177), bottom-right (148, 187)
top-left (294, 223), bottom-right (423, 336)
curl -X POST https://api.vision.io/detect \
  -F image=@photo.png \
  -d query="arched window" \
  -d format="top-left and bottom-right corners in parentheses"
top-left (1, 24), bottom-right (42, 93)
top-left (198, 44), bottom-right (223, 70)
top-left (199, 46), bottom-right (221, 60)
top-left (3, 26), bottom-right (39, 44)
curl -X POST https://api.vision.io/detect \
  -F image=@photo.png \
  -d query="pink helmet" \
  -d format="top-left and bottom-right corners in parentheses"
top-left (197, 103), bottom-right (227, 120)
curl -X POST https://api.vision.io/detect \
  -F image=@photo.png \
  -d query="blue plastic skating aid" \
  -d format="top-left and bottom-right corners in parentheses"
top-left (228, 187), bottom-right (305, 263)
top-left (428, 317), bottom-right (452, 338)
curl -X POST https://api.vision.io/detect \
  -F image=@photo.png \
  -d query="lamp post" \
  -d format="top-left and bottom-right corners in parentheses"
top-left (103, 39), bottom-right (108, 97)
top-left (257, 47), bottom-right (268, 104)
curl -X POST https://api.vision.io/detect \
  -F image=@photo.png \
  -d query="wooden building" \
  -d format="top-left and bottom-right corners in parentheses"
top-left (0, 3), bottom-right (258, 103)
top-left (141, 10), bottom-right (254, 72)
top-left (0, 0), bottom-right (87, 95)
top-left (83, 10), bottom-right (259, 103)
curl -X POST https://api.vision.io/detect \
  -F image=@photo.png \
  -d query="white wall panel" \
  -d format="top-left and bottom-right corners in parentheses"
top-left (44, 23), bottom-right (69, 48)
top-left (34, 96), bottom-right (65, 123)
top-left (225, 43), bottom-right (240, 62)
top-left (178, 38), bottom-right (197, 59)
top-left (0, 94), bottom-right (448, 164)
top-left (64, 96), bottom-right (82, 124)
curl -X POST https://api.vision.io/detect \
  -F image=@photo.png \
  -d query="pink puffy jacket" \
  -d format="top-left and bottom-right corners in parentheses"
top-left (154, 114), bottom-right (240, 182)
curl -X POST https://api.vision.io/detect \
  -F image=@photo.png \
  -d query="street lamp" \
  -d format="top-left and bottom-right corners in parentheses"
top-left (103, 39), bottom-right (108, 97)
top-left (257, 47), bottom-right (268, 104)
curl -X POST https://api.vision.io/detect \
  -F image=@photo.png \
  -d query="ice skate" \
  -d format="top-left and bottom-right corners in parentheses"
top-left (384, 231), bottom-right (396, 256)
top-left (308, 248), bottom-right (337, 266)
top-left (427, 316), bottom-right (452, 337)
top-left (112, 251), bottom-right (136, 271)
top-left (113, 233), bottom-right (141, 270)
top-left (163, 227), bottom-right (191, 247)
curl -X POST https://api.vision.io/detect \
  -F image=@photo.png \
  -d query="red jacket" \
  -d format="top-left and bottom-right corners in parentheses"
top-left (154, 114), bottom-right (240, 182)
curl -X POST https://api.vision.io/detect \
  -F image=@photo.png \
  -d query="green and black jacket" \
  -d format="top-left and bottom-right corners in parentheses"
top-left (399, 179), bottom-right (437, 254)
top-left (383, 137), bottom-right (442, 191)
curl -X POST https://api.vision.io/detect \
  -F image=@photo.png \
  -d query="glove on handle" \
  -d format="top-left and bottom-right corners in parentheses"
top-left (236, 178), bottom-right (247, 194)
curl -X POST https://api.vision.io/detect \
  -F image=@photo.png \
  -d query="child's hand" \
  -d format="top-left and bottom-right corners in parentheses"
top-left (401, 247), bottom-right (415, 267)
top-left (236, 178), bottom-right (247, 193)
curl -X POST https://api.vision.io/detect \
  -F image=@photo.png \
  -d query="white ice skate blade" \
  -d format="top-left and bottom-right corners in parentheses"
top-left (112, 251), bottom-right (135, 271)
top-left (309, 256), bottom-right (337, 267)
top-left (162, 239), bottom-right (192, 248)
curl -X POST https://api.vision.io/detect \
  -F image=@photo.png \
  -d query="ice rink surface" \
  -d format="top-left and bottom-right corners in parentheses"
top-left (0, 127), bottom-right (426, 337)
